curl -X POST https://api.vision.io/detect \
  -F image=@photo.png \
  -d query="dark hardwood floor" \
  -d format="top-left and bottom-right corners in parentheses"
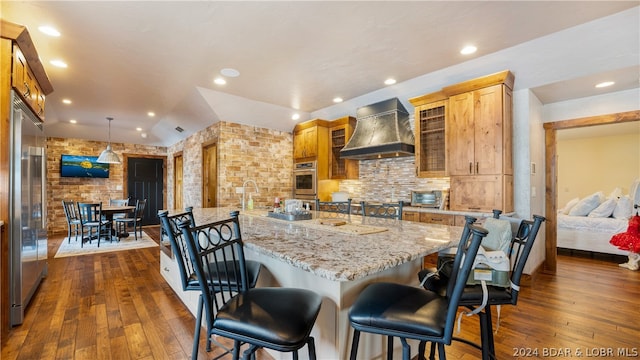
top-left (2, 228), bottom-right (639, 359)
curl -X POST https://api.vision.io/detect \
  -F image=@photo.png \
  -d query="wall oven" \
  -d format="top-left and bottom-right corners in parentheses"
top-left (293, 161), bottom-right (316, 199)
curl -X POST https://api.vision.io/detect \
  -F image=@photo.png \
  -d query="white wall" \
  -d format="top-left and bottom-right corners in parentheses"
top-left (543, 88), bottom-right (640, 122)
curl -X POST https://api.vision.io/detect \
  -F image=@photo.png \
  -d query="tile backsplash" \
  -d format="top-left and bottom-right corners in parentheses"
top-left (338, 156), bottom-right (449, 202)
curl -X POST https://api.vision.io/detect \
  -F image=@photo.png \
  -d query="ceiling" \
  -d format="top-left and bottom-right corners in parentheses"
top-left (1, 1), bottom-right (638, 147)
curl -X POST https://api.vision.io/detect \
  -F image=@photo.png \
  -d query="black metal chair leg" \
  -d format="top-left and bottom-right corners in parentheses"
top-left (307, 337), bottom-right (317, 360)
top-left (400, 337), bottom-right (410, 360)
top-left (429, 341), bottom-right (437, 360)
top-left (232, 340), bottom-right (241, 360)
top-left (387, 336), bottom-right (394, 360)
top-left (192, 295), bottom-right (203, 359)
top-left (484, 305), bottom-right (496, 359)
top-left (437, 342), bottom-right (446, 360)
top-left (350, 330), bottom-right (361, 360)
top-left (418, 341), bottom-right (427, 360)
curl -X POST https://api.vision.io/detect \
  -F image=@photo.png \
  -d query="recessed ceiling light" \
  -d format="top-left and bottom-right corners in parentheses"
top-left (460, 45), bottom-right (477, 55)
top-left (69, 119), bottom-right (77, 124)
top-left (291, 113), bottom-right (300, 121)
top-left (136, 127), bottom-right (143, 131)
top-left (147, 111), bottom-right (155, 117)
top-left (141, 133), bottom-right (148, 139)
top-left (220, 68), bottom-right (240, 77)
top-left (62, 99), bottom-right (72, 104)
top-left (49, 59), bottom-right (68, 68)
top-left (595, 81), bottom-right (615, 88)
top-left (384, 78), bottom-right (397, 85)
top-left (214, 77), bottom-right (226, 85)
top-left (333, 97), bottom-right (343, 103)
top-left (38, 25), bottom-right (60, 37)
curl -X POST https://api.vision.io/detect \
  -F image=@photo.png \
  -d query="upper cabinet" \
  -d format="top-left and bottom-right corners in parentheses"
top-left (447, 84), bottom-right (512, 176)
top-left (328, 116), bottom-right (359, 179)
top-left (1, 20), bottom-right (53, 122)
top-left (409, 92), bottom-right (448, 178)
top-left (293, 119), bottom-right (330, 179)
top-left (294, 126), bottom-right (319, 159)
top-left (12, 45), bottom-right (46, 119)
top-left (443, 70), bottom-right (514, 212)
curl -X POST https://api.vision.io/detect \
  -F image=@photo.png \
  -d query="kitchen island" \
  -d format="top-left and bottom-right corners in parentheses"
top-left (160, 207), bottom-right (464, 359)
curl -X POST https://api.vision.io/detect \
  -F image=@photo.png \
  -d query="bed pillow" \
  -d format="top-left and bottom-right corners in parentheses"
top-left (568, 191), bottom-right (604, 216)
top-left (613, 195), bottom-right (633, 220)
top-left (588, 198), bottom-right (616, 218)
top-left (480, 218), bottom-right (512, 253)
top-left (608, 187), bottom-right (622, 200)
top-left (559, 197), bottom-right (580, 214)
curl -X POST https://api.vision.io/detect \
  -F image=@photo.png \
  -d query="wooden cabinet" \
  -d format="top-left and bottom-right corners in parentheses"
top-left (447, 84), bottom-right (511, 176)
top-left (328, 116), bottom-right (358, 179)
top-left (402, 210), bottom-right (420, 222)
top-left (420, 212), bottom-right (455, 225)
top-left (11, 45), bottom-right (47, 120)
top-left (409, 92), bottom-right (448, 178)
top-left (443, 70), bottom-right (514, 213)
top-left (403, 211), bottom-right (467, 226)
top-left (293, 119), bottom-right (330, 179)
top-left (449, 175), bottom-right (513, 212)
top-left (294, 126), bottom-right (319, 159)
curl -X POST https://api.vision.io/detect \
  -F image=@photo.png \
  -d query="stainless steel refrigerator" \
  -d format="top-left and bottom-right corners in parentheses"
top-left (9, 89), bottom-right (48, 326)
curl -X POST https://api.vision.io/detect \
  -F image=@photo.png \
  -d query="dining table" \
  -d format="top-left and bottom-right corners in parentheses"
top-left (101, 205), bottom-right (136, 238)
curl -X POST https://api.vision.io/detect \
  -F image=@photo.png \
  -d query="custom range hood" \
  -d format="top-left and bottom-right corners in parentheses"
top-left (340, 98), bottom-right (415, 160)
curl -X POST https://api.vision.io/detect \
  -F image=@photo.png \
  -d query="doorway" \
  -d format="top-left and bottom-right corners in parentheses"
top-left (202, 142), bottom-right (217, 208)
top-left (543, 110), bottom-right (640, 273)
top-left (174, 152), bottom-right (183, 210)
top-left (124, 155), bottom-right (166, 225)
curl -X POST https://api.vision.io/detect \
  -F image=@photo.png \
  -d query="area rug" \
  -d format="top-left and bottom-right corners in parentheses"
top-left (54, 231), bottom-right (158, 258)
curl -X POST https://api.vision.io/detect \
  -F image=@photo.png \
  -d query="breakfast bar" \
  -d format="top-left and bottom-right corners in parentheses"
top-left (160, 207), bottom-right (464, 359)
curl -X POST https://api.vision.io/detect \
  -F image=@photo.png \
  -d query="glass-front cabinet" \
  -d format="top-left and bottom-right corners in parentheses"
top-left (329, 116), bottom-right (358, 179)
top-left (409, 92), bottom-right (447, 178)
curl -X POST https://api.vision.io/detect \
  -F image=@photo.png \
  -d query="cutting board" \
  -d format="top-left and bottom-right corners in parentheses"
top-left (318, 218), bottom-right (347, 226)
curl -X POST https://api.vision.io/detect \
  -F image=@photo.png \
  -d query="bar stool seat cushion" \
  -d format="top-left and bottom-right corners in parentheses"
top-left (349, 282), bottom-right (447, 337)
top-left (213, 287), bottom-right (322, 350)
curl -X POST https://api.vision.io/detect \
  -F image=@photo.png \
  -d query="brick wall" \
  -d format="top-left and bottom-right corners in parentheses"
top-left (47, 137), bottom-right (166, 235)
top-left (167, 121), bottom-right (293, 210)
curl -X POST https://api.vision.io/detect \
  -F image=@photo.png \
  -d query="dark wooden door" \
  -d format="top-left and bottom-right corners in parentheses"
top-left (127, 157), bottom-right (164, 225)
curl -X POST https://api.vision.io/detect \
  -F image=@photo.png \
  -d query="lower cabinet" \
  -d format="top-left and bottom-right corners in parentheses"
top-left (160, 251), bottom-right (200, 318)
top-left (449, 175), bottom-right (513, 213)
top-left (402, 211), bottom-right (467, 226)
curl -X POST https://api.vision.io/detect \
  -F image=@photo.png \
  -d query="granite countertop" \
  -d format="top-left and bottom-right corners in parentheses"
top-left (176, 207), bottom-right (463, 282)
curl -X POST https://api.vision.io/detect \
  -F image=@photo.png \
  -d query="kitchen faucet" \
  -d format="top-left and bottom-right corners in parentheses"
top-left (242, 179), bottom-right (259, 210)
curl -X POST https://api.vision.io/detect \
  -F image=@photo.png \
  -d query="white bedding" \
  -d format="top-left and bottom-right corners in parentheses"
top-left (557, 214), bottom-right (629, 255)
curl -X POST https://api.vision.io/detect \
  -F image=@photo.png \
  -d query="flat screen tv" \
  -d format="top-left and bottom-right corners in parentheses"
top-left (60, 154), bottom-right (110, 178)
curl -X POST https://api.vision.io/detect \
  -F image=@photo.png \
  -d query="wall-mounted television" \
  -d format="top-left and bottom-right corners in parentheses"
top-left (60, 154), bottom-right (110, 178)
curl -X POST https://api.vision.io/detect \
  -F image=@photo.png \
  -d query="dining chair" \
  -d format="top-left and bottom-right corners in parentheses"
top-left (177, 211), bottom-right (322, 360)
top-left (158, 208), bottom-right (262, 359)
top-left (360, 200), bottom-right (403, 219)
top-left (348, 222), bottom-right (488, 360)
top-left (62, 200), bottom-right (81, 243)
top-left (418, 212), bottom-right (546, 360)
top-left (114, 199), bottom-right (146, 240)
top-left (315, 198), bottom-right (352, 214)
top-left (109, 198), bottom-right (129, 221)
top-left (77, 202), bottom-right (112, 247)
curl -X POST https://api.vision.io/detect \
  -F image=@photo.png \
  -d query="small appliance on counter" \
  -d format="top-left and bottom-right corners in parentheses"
top-left (410, 189), bottom-right (448, 210)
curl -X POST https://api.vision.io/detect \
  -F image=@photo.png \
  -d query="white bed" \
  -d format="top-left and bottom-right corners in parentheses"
top-left (557, 214), bottom-right (629, 255)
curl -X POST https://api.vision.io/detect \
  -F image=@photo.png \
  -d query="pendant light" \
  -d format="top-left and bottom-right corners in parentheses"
top-left (97, 117), bottom-right (121, 164)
